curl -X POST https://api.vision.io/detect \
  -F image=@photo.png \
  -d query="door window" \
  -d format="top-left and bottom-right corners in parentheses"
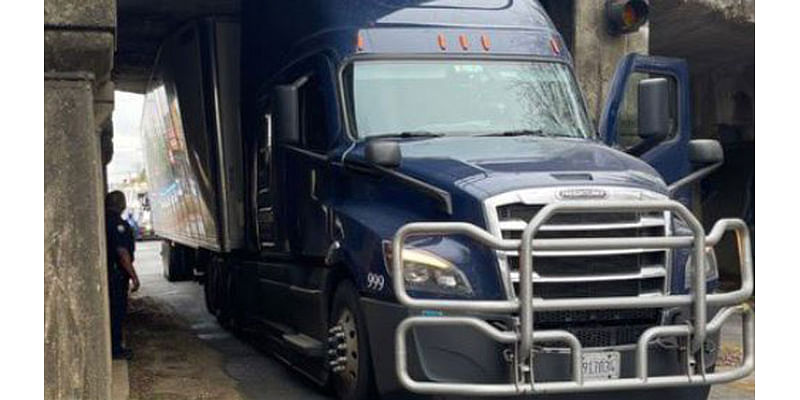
top-left (298, 73), bottom-right (329, 152)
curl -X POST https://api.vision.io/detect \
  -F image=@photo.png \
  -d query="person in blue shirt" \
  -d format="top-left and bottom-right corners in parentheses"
top-left (124, 210), bottom-right (140, 240)
top-left (105, 191), bottom-right (140, 360)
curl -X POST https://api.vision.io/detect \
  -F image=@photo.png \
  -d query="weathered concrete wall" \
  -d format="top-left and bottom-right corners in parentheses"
top-left (44, 74), bottom-right (111, 400)
top-left (45, 0), bottom-right (116, 398)
top-left (691, 64), bottom-right (754, 279)
top-left (572, 0), bottom-right (649, 122)
top-left (650, 0), bottom-right (755, 278)
top-left (691, 65), bottom-right (754, 142)
top-left (690, 0), bottom-right (754, 23)
top-left (45, 0), bottom-right (116, 131)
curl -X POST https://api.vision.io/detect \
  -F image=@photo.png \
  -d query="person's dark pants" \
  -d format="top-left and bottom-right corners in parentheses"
top-left (108, 268), bottom-right (129, 355)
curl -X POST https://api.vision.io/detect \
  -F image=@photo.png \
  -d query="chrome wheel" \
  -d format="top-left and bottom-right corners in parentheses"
top-left (335, 308), bottom-right (359, 386)
top-left (329, 280), bottom-right (373, 400)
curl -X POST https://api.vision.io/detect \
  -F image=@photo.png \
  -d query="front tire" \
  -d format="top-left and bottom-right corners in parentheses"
top-left (329, 281), bottom-right (375, 400)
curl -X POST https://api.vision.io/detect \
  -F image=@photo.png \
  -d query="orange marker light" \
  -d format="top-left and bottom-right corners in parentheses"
top-left (480, 34), bottom-right (491, 51)
top-left (437, 33), bottom-right (447, 50)
top-left (550, 37), bottom-right (561, 55)
top-left (357, 33), bottom-right (364, 51)
top-left (458, 34), bottom-right (469, 50)
top-left (622, 3), bottom-right (637, 28)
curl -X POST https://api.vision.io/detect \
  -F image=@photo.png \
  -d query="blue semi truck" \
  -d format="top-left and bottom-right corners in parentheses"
top-left (140, 1), bottom-right (754, 399)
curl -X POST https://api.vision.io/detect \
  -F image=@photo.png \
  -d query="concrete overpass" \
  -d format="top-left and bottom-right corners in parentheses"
top-left (44, 1), bottom-right (755, 398)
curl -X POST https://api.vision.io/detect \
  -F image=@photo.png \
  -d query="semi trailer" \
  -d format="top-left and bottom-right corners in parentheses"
top-left (140, 1), bottom-right (754, 399)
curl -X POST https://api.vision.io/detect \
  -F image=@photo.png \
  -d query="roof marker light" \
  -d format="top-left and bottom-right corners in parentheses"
top-left (437, 33), bottom-right (447, 50)
top-left (550, 37), bottom-right (561, 55)
top-left (357, 33), bottom-right (364, 51)
top-left (458, 34), bottom-right (469, 50)
top-left (480, 34), bottom-right (491, 51)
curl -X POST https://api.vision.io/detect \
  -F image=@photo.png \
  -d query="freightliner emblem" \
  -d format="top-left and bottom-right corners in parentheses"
top-left (557, 188), bottom-right (608, 200)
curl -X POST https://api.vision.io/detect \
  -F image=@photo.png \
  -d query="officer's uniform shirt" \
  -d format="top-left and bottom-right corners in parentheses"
top-left (106, 210), bottom-right (136, 277)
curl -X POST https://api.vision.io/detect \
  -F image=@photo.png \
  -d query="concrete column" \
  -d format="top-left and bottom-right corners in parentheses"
top-left (45, 1), bottom-right (115, 398)
top-left (572, 0), bottom-right (649, 122)
top-left (44, 74), bottom-right (111, 400)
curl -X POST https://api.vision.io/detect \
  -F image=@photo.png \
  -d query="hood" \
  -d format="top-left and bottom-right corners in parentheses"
top-left (376, 136), bottom-right (668, 199)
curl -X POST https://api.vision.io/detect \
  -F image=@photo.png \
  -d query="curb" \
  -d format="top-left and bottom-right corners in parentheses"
top-left (112, 359), bottom-right (130, 400)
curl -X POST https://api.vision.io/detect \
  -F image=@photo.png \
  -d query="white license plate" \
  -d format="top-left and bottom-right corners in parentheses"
top-left (581, 351), bottom-right (621, 381)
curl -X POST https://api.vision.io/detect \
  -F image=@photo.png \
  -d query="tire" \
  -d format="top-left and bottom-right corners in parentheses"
top-left (205, 257), bottom-right (234, 328)
top-left (204, 257), bottom-right (218, 316)
top-left (162, 241), bottom-right (190, 282)
top-left (329, 280), bottom-right (375, 400)
top-left (161, 241), bottom-right (178, 281)
top-left (215, 265), bottom-right (234, 328)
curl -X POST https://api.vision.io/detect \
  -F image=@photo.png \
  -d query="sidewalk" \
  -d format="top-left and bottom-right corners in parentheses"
top-left (112, 359), bottom-right (129, 400)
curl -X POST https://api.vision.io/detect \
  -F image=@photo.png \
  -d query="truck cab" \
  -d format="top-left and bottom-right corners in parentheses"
top-left (150, 1), bottom-right (755, 399)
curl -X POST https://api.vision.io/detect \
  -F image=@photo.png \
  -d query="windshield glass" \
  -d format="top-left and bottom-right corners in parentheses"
top-left (346, 60), bottom-right (593, 139)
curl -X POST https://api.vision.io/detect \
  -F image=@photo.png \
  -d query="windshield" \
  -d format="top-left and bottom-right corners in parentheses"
top-left (345, 60), bottom-right (594, 139)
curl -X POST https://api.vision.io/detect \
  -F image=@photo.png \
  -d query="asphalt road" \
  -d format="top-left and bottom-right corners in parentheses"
top-left (130, 240), bottom-right (753, 399)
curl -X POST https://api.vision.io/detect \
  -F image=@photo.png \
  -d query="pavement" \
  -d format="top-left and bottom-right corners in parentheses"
top-left (127, 240), bottom-right (327, 400)
top-left (111, 359), bottom-right (129, 400)
top-left (125, 240), bottom-right (754, 399)
top-left (708, 311), bottom-right (755, 399)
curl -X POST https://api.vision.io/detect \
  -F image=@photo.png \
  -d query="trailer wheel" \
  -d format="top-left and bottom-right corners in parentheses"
top-left (329, 281), bottom-right (374, 400)
top-left (161, 241), bottom-right (178, 281)
top-left (215, 265), bottom-right (234, 328)
top-left (161, 241), bottom-right (190, 281)
top-left (205, 257), bottom-right (235, 329)
top-left (204, 257), bottom-right (219, 315)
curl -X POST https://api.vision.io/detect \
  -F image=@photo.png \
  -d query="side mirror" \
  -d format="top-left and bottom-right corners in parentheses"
top-left (638, 77), bottom-right (670, 141)
top-left (689, 139), bottom-right (724, 164)
top-left (668, 139), bottom-right (724, 195)
top-left (272, 85), bottom-right (300, 145)
top-left (365, 140), bottom-right (401, 168)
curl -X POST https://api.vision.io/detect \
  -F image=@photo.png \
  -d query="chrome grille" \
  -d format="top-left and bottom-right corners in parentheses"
top-left (495, 200), bottom-right (669, 347)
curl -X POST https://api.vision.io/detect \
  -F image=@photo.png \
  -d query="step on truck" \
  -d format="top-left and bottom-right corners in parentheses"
top-left (140, 1), bottom-right (754, 399)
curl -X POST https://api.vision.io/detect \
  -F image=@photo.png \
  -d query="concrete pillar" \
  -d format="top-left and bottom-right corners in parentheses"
top-left (44, 74), bottom-right (111, 400)
top-left (572, 0), bottom-right (649, 122)
top-left (44, 0), bottom-right (115, 398)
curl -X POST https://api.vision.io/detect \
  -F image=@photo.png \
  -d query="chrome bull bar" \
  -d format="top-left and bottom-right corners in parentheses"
top-left (392, 200), bottom-right (754, 396)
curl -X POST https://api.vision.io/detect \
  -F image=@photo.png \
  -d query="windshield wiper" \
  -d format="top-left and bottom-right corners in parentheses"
top-left (366, 131), bottom-right (445, 140)
top-left (479, 129), bottom-right (546, 137)
top-left (478, 129), bottom-right (575, 138)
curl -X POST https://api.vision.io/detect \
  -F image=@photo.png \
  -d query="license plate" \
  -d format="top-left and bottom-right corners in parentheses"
top-left (581, 351), bottom-right (621, 381)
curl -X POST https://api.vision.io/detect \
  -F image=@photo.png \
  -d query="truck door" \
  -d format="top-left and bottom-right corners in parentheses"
top-left (275, 56), bottom-right (337, 257)
top-left (599, 53), bottom-right (692, 204)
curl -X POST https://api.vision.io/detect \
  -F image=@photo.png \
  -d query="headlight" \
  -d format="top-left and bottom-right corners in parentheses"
top-left (684, 247), bottom-right (719, 289)
top-left (385, 244), bottom-right (473, 296)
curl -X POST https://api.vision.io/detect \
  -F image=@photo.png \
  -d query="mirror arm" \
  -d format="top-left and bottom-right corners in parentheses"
top-left (667, 161), bottom-right (723, 196)
top-left (290, 75), bottom-right (310, 90)
top-left (627, 135), bottom-right (663, 157)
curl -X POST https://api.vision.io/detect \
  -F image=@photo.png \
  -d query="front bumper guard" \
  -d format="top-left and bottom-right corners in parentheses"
top-left (392, 200), bottom-right (754, 396)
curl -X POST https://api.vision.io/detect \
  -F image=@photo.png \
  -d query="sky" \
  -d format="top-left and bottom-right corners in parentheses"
top-left (108, 91), bottom-right (145, 185)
